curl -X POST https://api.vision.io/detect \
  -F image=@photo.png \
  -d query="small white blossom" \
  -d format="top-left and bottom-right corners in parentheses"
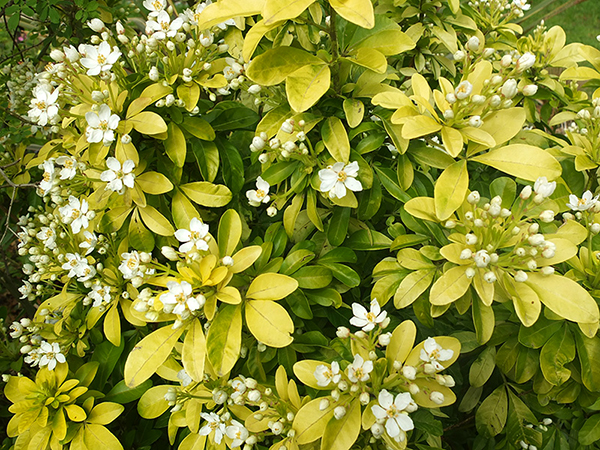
top-left (80, 42), bottom-right (121, 76)
top-left (56, 155), bottom-right (78, 180)
top-left (38, 341), bottom-right (66, 370)
top-left (420, 337), bottom-right (453, 371)
top-left (513, 0), bottom-right (531, 10)
top-left (143, 0), bottom-right (166, 16)
top-left (534, 177), bottom-right (556, 198)
top-left (161, 280), bottom-right (201, 317)
top-left (118, 251), bottom-right (146, 280)
top-left (39, 160), bottom-right (56, 194)
top-left (371, 390), bottom-right (415, 442)
top-left (28, 87), bottom-right (59, 126)
top-left (58, 196), bottom-right (93, 234)
top-left (225, 420), bottom-right (249, 448)
top-left (86, 105), bottom-right (120, 145)
top-left (246, 177), bottom-right (271, 206)
top-left (516, 52), bottom-right (536, 72)
top-left (567, 191), bottom-right (599, 211)
top-left (79, 231), bottom-right (98, 255)
top-left (347, 354), bottom-right (373, 383)
top-left (314, 361), bottom-right (341, 387)
top-left (455, 80), bottom-right (473, 100)
top-left (319, 161), bottom-right (362, 199)
top-left (199, 412), bottom-right (226, 444)
top-left (146, 10), bottom-right (183, 40)
top-left (350, 299), bottom-right (387, 332)
top-left (100, 157), bottom-right (135, 193)
top-left (89, 284), bottom-right (112, 307)
top-left (174, 218), bottom-right (210, 253)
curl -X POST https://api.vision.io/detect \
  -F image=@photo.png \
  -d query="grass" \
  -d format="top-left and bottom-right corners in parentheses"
top-left (521, 0), bottom-right (600, 48)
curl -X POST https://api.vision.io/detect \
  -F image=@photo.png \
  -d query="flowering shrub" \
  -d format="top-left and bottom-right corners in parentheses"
top-left (4, 0), bottom-right (600, 449)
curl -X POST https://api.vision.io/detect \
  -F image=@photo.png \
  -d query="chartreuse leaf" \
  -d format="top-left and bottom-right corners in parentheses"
top-left (434, 160), bottom-right (468, 221)
top-left (386, 320), bottom-right (417, 371)
top-left (293, 397), bottom-right (336, 444)
top-left (404, 197), bottom-right (438, 222)
top-left (177, 83), bottom-right (200, 112)
top-left (230, 246), bottom-right (262, 273)
top-left (129, 111), bottom-right (167, 135)
top-left (540, 324), bottom-right (575, 385)
top-left (103, 303), bottom-right (121, 347)
top-left (526, 273), bottom-right (599, 324)
top-left (126, 83), bottom-right (172, 118)
top-left (400, 115), bottom-right (442, 139)
top-left (412, 379), bottom-right (456, 407)
top-left (330, 0), bottom-right (374, 28)
top-left (346, 48), bottom-right (387, 73)
top-left (135, 171), bottom-right (173, 195)
top-left (286, 64), bottom-right (331, 112)
top-left (394, 269), bottom-right (435, 308)
top-left (476, 385), bottom-right (507, 437)
top-left (321, 398), bottom-right (361, 450)
top-left (87, 403), bottom-right (125, 425)
top-left (179, 433), bottom-right (207, 450)
top-left (83, 423), bottom-right (123, 450)
top-left (182, 319), bottom-right (206, 382)
top-left (263, 0), bottom-right (316, 24)
top-left (430, 266), bottom-right (471, 306)
top-left (207, 304), bottom-right (242, 377)
top-left (471, 144), bottom-right (562, 181)
top-left (441, 126), bottom-right (464, 157)
top-left (218, 209), bottom-right (242, 257)
top-left (124, 326), bottom-right (184, 387)
top-left (196, 0), bottom-right (264, 29)
top-left (473, 295), bottom-right (494, 345)
top-left (322, 117), bottom-right (350, 163)
top-left (247, 47), bottom-right (325, 86)
top-left (343, 99), bottom-right (364, 128)
top-left (138, 385), bottom-right (171, 419)
top-left (180, 182), bottom-right (232, 207)
top-left (246, 273), bottom-right (299, 300)
top-left (509, 281), bottom-right (541, 327)
top-left (138, 205), bottom-right (174, 236)
top-left (172, 191), bottom-right (199, 230)
top-left (245, 300), bottom-right (294, 347)
top-left (351, 29), bottom-right (415, 56)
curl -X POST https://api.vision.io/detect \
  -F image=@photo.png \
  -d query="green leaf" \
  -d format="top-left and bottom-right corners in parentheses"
top-left (394, 269), bottom-right (435, 308)
top-left (247, 47), bottom-right (325, 86)
top-left (430, 266), bottom-right (471, 305)
top-left (574, 333), bottom-right (600, 391)
top-left (475, 385), bottom-right (507, 437)
top-left (321, 399), bottom-right (361, 450)
top-left (286, 64), bottom-right (331, 112)
top-left (104, 380), bottom-right (152, 404)
top-left (346, 229), bottom-right (392, 250)
top-left (180, 182), bottom-right (232, 207)
top-left (540, 324), bottom-right (575, 385)
top-left (469, 346), bottom-right (496, 388)
top-left (181, 117), bottom-right (215, 140)
top-left (124, 326), bottom-right (184, 388)
top-left (218, 209), bottom-right (242, 257)
top-left (207, 304), bottom-right (242, 376)
top-left (374, 166), bottom-right (411, 202)
top-left (327, 207), bottom-right (351, 246)
top-left (434, 160), bottom-right (468, 221)
top-left (579, 414), bottom-right (600, 446)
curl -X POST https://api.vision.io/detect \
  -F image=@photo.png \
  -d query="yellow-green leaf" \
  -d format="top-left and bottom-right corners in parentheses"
top-left (293, 360), bottom-right (333, 390)
top-left (321, 399), bottom-right (361, 450)
top-left (136, 171), bottom-right (173, 195)
top-left (83, 423), bottom-right (123, 450)
top-left (404, 197), bottom-right (438, 222)
top-left (246, 273), bottom-right (299, 300)
top-left (526, 273), bottom-right (600, 324)
top-left (329, 0), bottom-right (374, 29)
top-left (471, 144), bottom-right (562, 181)
top-left (138, 385), bottom-right (171, 419)
top-left (386, 320), bottom-right (417, 370)
top-left (286, 64), bottom-right (331, 112)
top-left (218, 209), bottom-right (242, 257)
top-left (87, 403), bottom-right (125, 425)
top-left (126, 83), bottom-right (172, 118)
top-left (430, 265), bottom-right (471, 305)
top-left (246, 300), bottom-right (294, 348)
top-left (230, 246), bottom-right (263, 273)
top-left (394, 269), bottom-right (435, 308)
top-left (182, 319), bottom-right (206, 382)
top-left (246, 47), bottom-right (324, 86)
top-left (181, 117), bottom-right (215, 141)
top-left (263, 0), bottom-right (316, 25)
top-left (293, 397), bottom-right (335, 444)
top-left (65, 404), bottom-right (87, 422)
top-left (124, 326), bottom-right (184, 387)
top-left (172, 191), bottom-right (199, 230)
top-left (104, 303), bottom-right (121, 347)
top-left (177, 83), bottom-right (200, 112)
top-left (346, 48), bottom-right (387, 73)
top-left (180, 182), bottom-right (232, 207)
top-left (434, 160), bottom-right (469, 221)
top-left (196, 0), bottom-right (265, 29)
top-left (138, 205), bottom-right (175, 236)
top-left (129, 111), bottom-right (168, 135)
top-left (343, 99), bottom-right (364, 128)
top-left (322, 117), bottom-right (350, 163)
top-left (207, 304), bottom-right (242, 377)
top-left (400, 115), bottom-right (442, 139)
top-left (441, 126), bottom-right (464, 157)
top-left (351, 29), bottom-right (415, 56)
top-left (165, 122), bottom-right (186, 167)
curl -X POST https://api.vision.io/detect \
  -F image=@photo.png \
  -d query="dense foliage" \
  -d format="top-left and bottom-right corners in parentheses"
top-left (4, 0), bottom-right (600, 449)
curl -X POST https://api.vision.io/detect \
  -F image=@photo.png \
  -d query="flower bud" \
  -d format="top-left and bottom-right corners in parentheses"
top-left (520, 185), bottom-right (532, 200)
top-left (501, 54), bottom-right (513, 67)
top-left (483, 271), bottom-right (496, 283)
top-left (514, 271), bottom-right (528, 283)
top-left (516, 52), bottom-right (536, 72)
top-left (248, 84), bottom-right (262, 94)
top-left (522, 84), bottom-right (538, 96)
top-left (466, 267), bottom-right (476, 279)
top-left (467, 191), bottom-right (481, 204)
top-left (467, 36), bottom-right (480, 51)
top-left (539, 210), bottom-right (555, 223)
top-left (359, 392), bottom-right (370, 405)
top-left (460, 249), bottom-right (473, 260)
top-left (446, 93), bottom-right (457, 104)
top-left (267, 206), bottom-right (278, 217)
top-left (472, 95), bottom-right (486, 105)
top-left (430, 391), bottom-right (445, 405)
top-left (336, 326), bottom-right (350, 338)
top-left (402, 365), bottom-right (417, 380)
top-left (483, 48), bottom-right (495, 58)
top-left (378, 332), bottom-right (392, 346)
top-left (371, 423), bottom-right (384, 437)
top-left (87, 18), bottom-right (105, 32)
top-left (501, 79), bottom-right (518, 99)
top-left (453, 50), bottom-right (466, 61)
top-left (468, 115), bottom-right (483, 127)
top-left (465, 233), bottom-right (478, 245)
top-left (319, 398), bottom-right (330, 410)
top-left (161, 246), bottom-right (178, 261)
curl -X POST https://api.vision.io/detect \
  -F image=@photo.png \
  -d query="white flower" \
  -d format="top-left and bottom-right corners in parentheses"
top-left (174, 218), bottom-right (210, 253)
top-left (56, 155), bottom-right (78, 180)
top-left (371, 390), bottom-right (415, 442)
top-left (86, 105), bottom-right (120, 145)
top-left (177, 369), bottom-right (193, 387)
top-left (314, 361), bottom-right (341, 387)
top-left (38, 341), bottom-right (66, 370)
top-left (513, 0), bottom-right (531, 10)
top-left (100, 157), bottom-right (135, 193)
top-left (534, 177), bottom-right (556, 198)
top-left (161, 280), bottom-right (201, 317)
top-left (319, 161), bottom-right (362, 199)
top-left (28, 86), bottom-right (59, 126)
top-left (62, 253), bottom-right (97, 281)
top-left (419, 337), bottom-right (454, 371)
top-left (225, 420), bottom-right (249, 448)
top-left (18, 281), bottom-right (33, 299)
top-left (223, 58), bottom-right (244, 80)
top-left (89, 284), bottom-right (112, 307)
top-left (143, 0), bottom-right (166, 16)
top-left (350, 299), bottom-right (387, 332)
top-left (246, 177), bottom-right (270, 207)
top-left (199, 412), bottom-right (226, 444)
top-left (501, 79), bottom-right (518, 99)
top-left (37, 227), bottom-right (57, 250)
top-left (79, 231), bottom-right (98, 255)
top-left (40, 159), bottom-right (56, 194)
top-left (347, 354), bottom-right (373, 383)
top-left (87, 18), bottom-right (105, 32)
top-left (455, 80), bottom-right (473, 100)
top-left (63, 45), bottom-right (80, 62)
top-left (146, 11), bottom-right (183, 40)
top-left (567, 191), bottom-right (599, 211)
top-left (473, 250), bottom-right (491, 268)
top-left (9, 322), bottom-right (23, 339)
top-left (80, 41), bottom-right (121, 76)
top-left (118, 251), bottom-right (145, 280)
top-left (230, 379), bottom-right (247, 400)
top-left (58, 196), bottom-right (93, 234)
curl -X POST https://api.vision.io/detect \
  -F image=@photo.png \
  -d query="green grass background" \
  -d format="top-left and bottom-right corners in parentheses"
top-left (521, 0), bottom-right (600, 48)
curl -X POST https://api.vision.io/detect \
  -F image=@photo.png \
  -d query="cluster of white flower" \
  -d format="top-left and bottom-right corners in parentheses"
top-left (118, 250), bottom-right (154, 285)
top-left (172, 217), bottom-right (211, 258)
top-left (2, 60), bottom-right (37, 114)
top-left (467, 0), bottom-right (531, 20)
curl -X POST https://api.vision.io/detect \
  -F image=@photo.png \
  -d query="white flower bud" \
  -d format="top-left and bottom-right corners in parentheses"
top-left (443, 109), bottom-right (455, 120)
top-left (338, 381), bottom-right (348, 391)
top-left (515, 271), bottom-right (528, 282)
top-left (50, 49), bottom-right (65, 62)
top-left (161, 246), bottom-right (178, 261)
top-left (483, 271), bottom-right (496, 283)
top-left (467, 191), bottom-right (481, 204)
top-left (331, 389), bottom-right (340, 401)
top-left (528, 234), bottom-right (545, 246)
top-left (453, 50), bottom-right (466, 61)
top-left (359, 392), bottom-right (370, 405)
top-left (444, 375), bottom-right (455, 387)
top-left (248, 84), bottom-right (262, 94)
top-left (319, 398), bottom-right (330, 411)
top-left (430, 391), bottom-right (445, 404)
top-left (501, 79), bottom-right (518, 99)
top-left (270, 421), bottom-right (284, 435)
top-left (355, 331), bottom-right (367, 339)
top-left (267, 206), bottom-right (278, 217)
top-left (88, 18), bottom-right (105, 32)
top-left (467, 36), bottom-right (480, 51)
top-left (402, 365), bottom-right (417, 380)
top-left (522, 84), bottom-right (538, 96)
top-left (592, 223), bottom-right (600, 234)
top-left (281, 120), bottom-right (294, 134)
top-left (469, 115), bottom-right (483, 127)
top-left (516, 52), bottom-right (536, 72)
top-left (333, 406), bottom-right (347, 420)
top-left (520, 185), bottom-right (532, 200)
top-left (378, 332), bottom-right (392, 346)
top-left (539, 210), bottom-right (555, 223)
top-left (465, 233), bottom-right (478, 245)
top-left (501, 54), bottom-right (513, 67)
top-left (483, 47), bottom-right (495, 58)
top-left (446, 93), bottom-right (457, 104)
top-left (247, 389), bottom-right (261, 402)
top-left (336, 326), bottom-right (350, 338)
top-left (466, 267), bottom-right (476, 279)
top-left (445, 220), bottom-right (456, 229)
top-left (460, 249), bottom-right (473, 260)
top-left (371, 423), bottom-right (384, 437)
top-left (472, 95), bottom-right (486, 105)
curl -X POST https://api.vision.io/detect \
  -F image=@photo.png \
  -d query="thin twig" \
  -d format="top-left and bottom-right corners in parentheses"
top-left (3, 13), bottom-right (25, 62)
top-left (0, 166), bottom-right (38, 189)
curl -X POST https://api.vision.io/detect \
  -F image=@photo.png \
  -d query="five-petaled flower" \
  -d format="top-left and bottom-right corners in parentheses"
top-left (146, 10), bottom-right (183, 40)
top-left (371, 390), bottom-right (415, 442)
top-left (161, 280), bottom-right (202, 317)
top-left (319, 161), bottom-right (362, 199)
top-left (101, 157), bottom-right (135, 193)
top-left (28, 86), bottom-right (59, 126)
top-left (246, 177), bottom-right (271, 206)
top-left (174, 217), bottom-right (210, 253)
top-left (350, 299), bottom-right (387, 332)
top-left (38, 341), bottom-right (66, 370)
top-left (143, 0), bottom-right (166, 16)
top-left (314, 361), bottom-right (341, 387)
top-left (199, 412), bottom-right (226, 444)
top-left (420, 337), bottom-right (454, 371)
top-left (86, 104), bottom-right (121, 146)
top-left (80, 41), bottom-right (122, 76)
top-left (567, 190), bottom-right (599, 211)
top-left (347, 354), bottom-right (373, 383)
